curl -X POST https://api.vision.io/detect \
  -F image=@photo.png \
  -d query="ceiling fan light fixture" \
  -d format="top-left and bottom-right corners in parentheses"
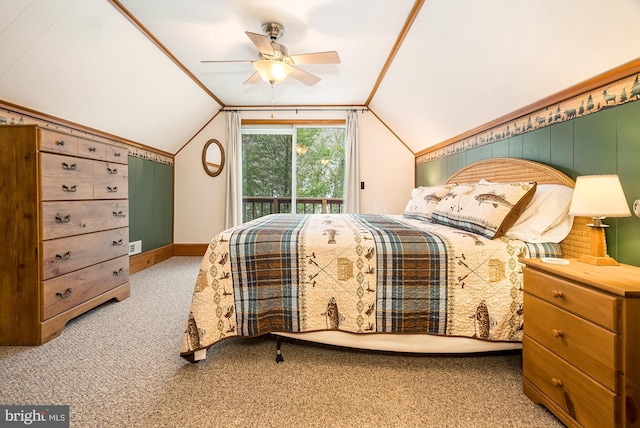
top-left (253, 59), bottom-right (292, 84)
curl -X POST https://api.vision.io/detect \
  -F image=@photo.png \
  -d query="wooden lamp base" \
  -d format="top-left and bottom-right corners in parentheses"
top-left (577, 223), bottom-right (619, 266)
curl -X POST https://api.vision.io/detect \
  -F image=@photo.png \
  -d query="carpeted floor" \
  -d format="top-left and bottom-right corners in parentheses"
top-left (0, 257), bottom-right (564, 427)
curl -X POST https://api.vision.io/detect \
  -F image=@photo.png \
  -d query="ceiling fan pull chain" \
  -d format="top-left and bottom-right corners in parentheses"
top-left (271, 83), bottom-right (275, 118)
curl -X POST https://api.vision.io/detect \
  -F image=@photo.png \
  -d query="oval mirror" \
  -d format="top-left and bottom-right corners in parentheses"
top-left (202, 139), bottom-right (225, 177)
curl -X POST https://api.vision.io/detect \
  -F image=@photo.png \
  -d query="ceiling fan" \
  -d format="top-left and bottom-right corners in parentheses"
top-left (201, 22), bottom-right (340, 86)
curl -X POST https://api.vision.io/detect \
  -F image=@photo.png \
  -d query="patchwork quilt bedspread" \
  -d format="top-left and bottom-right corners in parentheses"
top-left (180, 214), bottom-right (560, 356)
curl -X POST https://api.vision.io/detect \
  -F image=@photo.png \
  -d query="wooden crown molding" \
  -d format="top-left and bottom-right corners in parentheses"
top-left (107, 0), bottom-right (225, 107)
top-left (366, 0), bottom-right (425, 107)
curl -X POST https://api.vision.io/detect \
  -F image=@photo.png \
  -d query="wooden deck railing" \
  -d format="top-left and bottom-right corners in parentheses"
top-left (243, 197), bottom-right (344, 222)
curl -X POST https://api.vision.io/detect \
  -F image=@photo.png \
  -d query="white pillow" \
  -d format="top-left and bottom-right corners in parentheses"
top-left (504, 184), bottom-right (574, 243)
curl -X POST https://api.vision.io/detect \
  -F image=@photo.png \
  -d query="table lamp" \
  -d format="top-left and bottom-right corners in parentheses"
top-left (568, 174), bottom-right (631, 266)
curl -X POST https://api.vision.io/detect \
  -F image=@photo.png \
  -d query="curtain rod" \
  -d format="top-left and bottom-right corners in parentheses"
top-left (221, 106), bottom-right (368, 113)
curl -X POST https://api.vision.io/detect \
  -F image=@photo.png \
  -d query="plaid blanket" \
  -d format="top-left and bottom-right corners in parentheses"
top-left (230, 214), bottom-right (306, 335)
top-left (355, 215), bottom-right (448, 334)
top-left (181, 214), bottom-right (562, 356)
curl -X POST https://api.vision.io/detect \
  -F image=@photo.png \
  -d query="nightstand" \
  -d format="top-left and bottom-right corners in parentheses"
top-left (521, 258), bottom-right (640, 428)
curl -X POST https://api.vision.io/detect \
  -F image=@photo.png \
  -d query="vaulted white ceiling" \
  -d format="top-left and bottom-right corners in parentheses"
top-left (1, 0), bottom-right (639, 155)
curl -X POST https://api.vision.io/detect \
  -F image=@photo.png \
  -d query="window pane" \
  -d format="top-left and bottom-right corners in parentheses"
top-left (295, 127), bottom-right (345, 214)
top-left (242, 132), bottom-right (292, 222)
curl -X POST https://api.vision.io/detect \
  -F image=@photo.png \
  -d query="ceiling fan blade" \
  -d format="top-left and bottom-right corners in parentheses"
top-left (290, 66), bottom-right (321, 86)
top-left (243, 72), bottom-right (262, 85)
top-left (245, 31), bottom-right (274, 56)
top-left (290, 51), bottom-right (340, 65)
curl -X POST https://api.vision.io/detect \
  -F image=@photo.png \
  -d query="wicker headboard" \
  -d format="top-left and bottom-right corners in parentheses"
top-left (444, 158), bottom-right (589, 258)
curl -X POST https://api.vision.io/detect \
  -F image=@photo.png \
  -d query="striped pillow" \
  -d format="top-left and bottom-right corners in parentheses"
top-left (524, 242), bottom-right (563, 258)
top-left (431, 182), bottom-right (537, 239)
top-left (403, 184), bottom-right (457, 221)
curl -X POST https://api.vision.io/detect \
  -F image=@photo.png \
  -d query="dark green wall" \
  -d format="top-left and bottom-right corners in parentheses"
top-left (416, 101), bottom-right (640, 266)
top-left (128, 156), bottom-right (174, 253)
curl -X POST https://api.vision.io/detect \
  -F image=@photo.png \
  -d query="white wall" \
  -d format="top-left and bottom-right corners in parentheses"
top-left (358, 112), bottom-right (415, 214)
top-left (174, 109), bottom-right (414, 244)
top-left (174, 113), bottom-right (227, 244)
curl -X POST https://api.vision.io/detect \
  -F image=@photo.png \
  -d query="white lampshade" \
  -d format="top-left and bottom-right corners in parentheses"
top-left (568, 174), bottom-right (631, 217)
top-left (253, 59), bottom-right (292, 84)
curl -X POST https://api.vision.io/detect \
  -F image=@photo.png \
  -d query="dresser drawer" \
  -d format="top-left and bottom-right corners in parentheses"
top-left (40, 153), bottom-right (94, 201)
top-left (524, 293), bottom-right (619, 391)
top-left (524, 268), bottom-right (619, 331)
top-left (77, 138), bottom-right (106, 161)
top-left (93, 162), bottom-right (128, 199)
top-left (523, 336), bottom-right (618, 428)
top-left (39, 129), bottom-right (77, 156)
top-left (41, 200), bottom-right (129, 240)
top-left (41, 255), bottom-right (129, 320)
top-left (41, 228), bottom-right (129, 280)
top-left (106, 144), bottom-right (128, 163)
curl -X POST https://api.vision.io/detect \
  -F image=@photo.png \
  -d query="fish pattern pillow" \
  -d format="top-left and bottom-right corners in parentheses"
top-left (403, 184), bottom-right (458, 221)
top-left (431, 182), bottom-right (537, 239)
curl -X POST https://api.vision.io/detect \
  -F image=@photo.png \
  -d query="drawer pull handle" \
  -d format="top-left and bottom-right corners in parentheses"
top-left (57, 140), bottom-right (65, 147)
top-left (107, 186), bottom-right (118, 193)
top-left (89, 147), bottom-right (97, 152)
top-left (114, 152), bottom-right (122, 157)
top-left (113, 239), bottom-right (123, 246)
top-left (55, 214), bottom-right (71, 223)
top-left (61, 162), bottom-right (77, 170)
top-left (552, 290), bottom-right (564, 298)
top-left (113, 268), bottom-right (124, 276)
top-left (551, 378), bottom-right (563, 388)
top-left (55, 251), bottom-right (72, 260)
top-left (56, 288), bottom-right (72, 299)
top-left (106, 167), bottom-right (118, 174)
top-left (62, 184), bottom-right (78, 192)
top-left (113, 211), bottom-right (125, 218)
top-left (552, 329), bottom-right (564, 338)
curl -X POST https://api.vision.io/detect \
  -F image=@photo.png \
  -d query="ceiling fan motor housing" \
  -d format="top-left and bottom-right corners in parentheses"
top-left (262, 22), bottom-right (284, 41)
top-left (264, 42), bottom-right (288, 62)
top-left (259, 23), bottom-right (289, 62)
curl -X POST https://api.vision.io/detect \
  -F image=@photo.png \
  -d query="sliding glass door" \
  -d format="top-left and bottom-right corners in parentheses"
top-left (241, 125), bottom-right (345, 222)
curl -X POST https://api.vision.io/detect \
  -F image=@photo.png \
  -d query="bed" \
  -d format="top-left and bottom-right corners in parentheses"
top-left (180, 158), bottom-right (590, 362)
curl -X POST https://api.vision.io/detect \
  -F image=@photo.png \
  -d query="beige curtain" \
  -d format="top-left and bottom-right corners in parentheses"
top-left (225, 111), bottom-right (243, 228)
top-left (343, 110), bottom-right (360, 213)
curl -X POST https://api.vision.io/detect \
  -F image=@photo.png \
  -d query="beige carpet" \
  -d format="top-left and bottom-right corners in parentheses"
top-left (0, 257), bottom-right (563, 427)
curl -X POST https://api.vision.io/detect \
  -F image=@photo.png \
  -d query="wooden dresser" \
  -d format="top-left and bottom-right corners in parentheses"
top-left (522, 258), bottom-right (640, 428)
top-left (1, 125), bottom-right (130, 345)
